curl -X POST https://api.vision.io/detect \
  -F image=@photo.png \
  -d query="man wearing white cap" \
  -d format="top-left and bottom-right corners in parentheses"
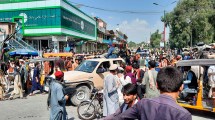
top-left (103, 64), bottom-right (120, 117)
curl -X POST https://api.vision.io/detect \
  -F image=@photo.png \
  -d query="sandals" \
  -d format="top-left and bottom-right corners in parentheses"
top-left (29, 93), bottom-right (35, 96)
top-left (9, 97), bottom-right (14, 100)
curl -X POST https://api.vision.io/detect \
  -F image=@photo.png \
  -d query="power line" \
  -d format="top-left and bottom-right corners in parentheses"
top-left (68, 1), bottom-right (163, 15)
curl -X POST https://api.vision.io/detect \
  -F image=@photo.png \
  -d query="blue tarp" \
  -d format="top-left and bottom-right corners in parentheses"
top-left (9, 49), bottom-right (38, 56)
top-left (102, 39), bottom-right (111, 44)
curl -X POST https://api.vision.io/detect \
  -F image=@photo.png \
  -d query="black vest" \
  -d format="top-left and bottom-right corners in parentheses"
top-left (187, 70), bottom-right (198, 89)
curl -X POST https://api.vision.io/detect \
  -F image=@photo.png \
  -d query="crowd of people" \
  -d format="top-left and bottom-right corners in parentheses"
top-left (101, 45), bottom-right (208, 120)
top-left (1, 44), bottom-right (215, 120)
top-left (102, 66), bottom-right (192, 120)
top-left (102, 49), bottom-right (194, 119)
top-left (0, 55), bottom-right (84, 101)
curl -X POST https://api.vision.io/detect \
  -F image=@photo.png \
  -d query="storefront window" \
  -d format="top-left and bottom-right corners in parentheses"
top-left (33, 40), bottom-right (39, 50)
top-left (59, 41), bottom-right (67, 52)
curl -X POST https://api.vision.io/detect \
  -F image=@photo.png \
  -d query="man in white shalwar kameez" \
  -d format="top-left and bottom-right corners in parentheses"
top-left (103, 64), bottom-right (120, 117)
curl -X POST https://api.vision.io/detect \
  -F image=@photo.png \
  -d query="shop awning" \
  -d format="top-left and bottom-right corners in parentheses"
top-left (9, 49), bottom-right (38, 56)
top-left (102, 39), bottom-right (111, 44)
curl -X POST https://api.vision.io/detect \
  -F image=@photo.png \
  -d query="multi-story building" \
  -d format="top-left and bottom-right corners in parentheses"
top-left (115, 30), bottom-right (128, 49)
top-left (0, 0), bottom-right (97, 53)
top-left (95, 17), bottom-right (115, 53)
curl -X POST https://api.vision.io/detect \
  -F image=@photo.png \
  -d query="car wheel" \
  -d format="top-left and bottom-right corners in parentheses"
top-left (70, 86), bottom-right (90, 106)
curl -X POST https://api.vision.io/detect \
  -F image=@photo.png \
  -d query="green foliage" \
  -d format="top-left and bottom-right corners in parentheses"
top-left (150, 30), bottom-right (162, 48)
top-left (164, 0), bottom-right (215, 48)
top-left (128, 41), bottom-right (149, 49)
top-left (128, 41), bottom-right (136, 48)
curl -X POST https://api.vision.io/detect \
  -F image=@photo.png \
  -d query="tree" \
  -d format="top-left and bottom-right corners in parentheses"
top-left (128, 41), bottom-right (137, 48)
top-left (150, 30), bottom-right (162, 48)
top-left (163, 0), bottom-right (215, 48)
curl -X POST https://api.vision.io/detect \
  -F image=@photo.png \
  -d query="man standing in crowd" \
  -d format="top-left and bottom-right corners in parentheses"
top-left (48, 71), bottom-right (69, 120)
top-left (44, 60), bottom-right (50, 76)
top-left (9, 68), bottom-right (23, 99)
top-left (19, 59), bottom-right (26, 93)
top-left (103, 64), bottom-right (120, 117)
top-left (106, 42), bottom-right (115, 58)
top-left (72, 59), bottom-right (79, 70)
top-left (0, 75), bottom-right (5, 100)
top-left (133, 64), bottom-right (145, 99)
top-left (208, 65), bottom-right (215, 107)
top-left (103, 83), bottom-right (138, 120)
top-left (143, 60), bottom-right (160, 98)
top-left (29, 62), bottom-right (43, 96)
top-left (208, 65), bottom-right (215, 98)
top-left (114, 67), bottom-right (192, 120)
top-left (180, 66), bottom-right (197, 100)
top-left (124, 66), bottom-right (136, 84)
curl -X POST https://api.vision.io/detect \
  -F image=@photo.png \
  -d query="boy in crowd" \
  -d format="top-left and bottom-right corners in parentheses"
top-left (103, 83), bottom-right (138, 120)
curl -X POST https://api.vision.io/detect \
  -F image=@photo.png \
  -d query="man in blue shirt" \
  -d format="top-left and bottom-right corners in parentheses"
top-left (48, 71), bottom-right (69, 120)
top-left (180, 66), bottom-right (197, 100)
top-left (114, 67), bottom-right (192, 120)
top-left (106, 43), bottom-right (116, 58)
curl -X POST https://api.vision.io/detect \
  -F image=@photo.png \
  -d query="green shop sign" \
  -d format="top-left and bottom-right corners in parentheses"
top-left (0, 8), bottom-right (61, 27)
top-left (61, 8), bottom-right (95, 37)
top-left (0, 8), bottom-right (96, 37)
top-left (0, 0), bottom-right (45, 4)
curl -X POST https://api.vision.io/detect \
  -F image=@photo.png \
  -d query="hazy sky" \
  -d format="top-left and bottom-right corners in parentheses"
top-left (69, 0), bottom-right (178, 43)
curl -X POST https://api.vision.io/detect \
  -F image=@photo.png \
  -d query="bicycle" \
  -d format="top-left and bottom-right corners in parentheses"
top-left (77, 88), bottom-right (103, 120)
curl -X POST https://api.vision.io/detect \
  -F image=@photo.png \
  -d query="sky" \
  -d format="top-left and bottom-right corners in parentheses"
top-left (69, 0), bottom-right (179, 43)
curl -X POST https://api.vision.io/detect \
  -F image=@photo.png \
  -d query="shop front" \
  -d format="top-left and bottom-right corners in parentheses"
top-left (0, 0), bottom-right (97, 53)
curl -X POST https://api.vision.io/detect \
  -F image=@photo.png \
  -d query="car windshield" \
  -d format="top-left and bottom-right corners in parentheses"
top-left (75, 60), bottom-right (99, 73)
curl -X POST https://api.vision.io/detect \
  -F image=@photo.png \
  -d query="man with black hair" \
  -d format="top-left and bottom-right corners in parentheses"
top-left (29, 62), bottom-right (43, 96)
top-left (115, 67), bottom-right (192, 120)
top-left (142, 60), bottom-right (159, 98)
top-left (103, 83), bottom-right (138, 120)
top-left (133, 63), bottom-right (145, 99)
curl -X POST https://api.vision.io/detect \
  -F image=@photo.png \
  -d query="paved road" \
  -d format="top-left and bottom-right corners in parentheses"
top-left (0, 94), bottom-right (214, 120)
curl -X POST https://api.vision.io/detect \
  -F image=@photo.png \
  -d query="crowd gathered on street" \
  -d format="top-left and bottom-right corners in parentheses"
top-left (0, 43), bottom-right (215, 120)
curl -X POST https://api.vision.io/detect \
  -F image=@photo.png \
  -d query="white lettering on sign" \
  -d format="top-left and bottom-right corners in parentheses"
top-left (81, 21), bottom-right (84, 30)
top-left (63, 16), bottom-right (84, 30)
top-left (19, 13), bottom-right (28, 23)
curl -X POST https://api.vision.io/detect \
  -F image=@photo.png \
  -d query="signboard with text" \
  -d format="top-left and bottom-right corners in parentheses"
top-left (0, 8), bottom-right (96, 38)
top-left (61, 9), bottom-right (95, 37)
top-left (160, 42), bottom-right (164, 47)
top-left (0, 0), bottom-right (45, 4)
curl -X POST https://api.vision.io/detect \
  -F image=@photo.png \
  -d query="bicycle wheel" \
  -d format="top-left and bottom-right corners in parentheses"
top-left (77, 101), bottom-right (96, 120)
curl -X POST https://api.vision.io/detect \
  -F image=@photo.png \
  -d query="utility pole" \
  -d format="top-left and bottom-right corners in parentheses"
top-left (153, 1), bottom-right (177, 50)
top-left (163, 10), bottom-right (166, 49)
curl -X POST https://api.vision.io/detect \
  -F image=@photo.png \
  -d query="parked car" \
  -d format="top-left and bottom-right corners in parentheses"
top-left (63, 58), bottom-right (124, 106)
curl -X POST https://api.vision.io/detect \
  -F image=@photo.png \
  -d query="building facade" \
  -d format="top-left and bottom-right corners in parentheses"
top-left (0, 0), bottom-right (97, 53)
top-left (95, 17), bottom-right (115, 53)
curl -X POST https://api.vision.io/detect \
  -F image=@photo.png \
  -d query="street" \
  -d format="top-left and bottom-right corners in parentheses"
top-left (0, 94), bottom-right (214, 120)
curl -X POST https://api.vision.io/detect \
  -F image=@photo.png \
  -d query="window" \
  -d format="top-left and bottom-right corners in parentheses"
top-left (75, 60), bottom-right (99, 73)
top-left (113, 60), bottom-right (122, 65)
top-left (97, 61), bottom-right (110, 72)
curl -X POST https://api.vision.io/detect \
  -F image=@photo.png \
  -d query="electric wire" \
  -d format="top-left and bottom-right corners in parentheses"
top-left (68, 1), bottom-right (164, 15)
